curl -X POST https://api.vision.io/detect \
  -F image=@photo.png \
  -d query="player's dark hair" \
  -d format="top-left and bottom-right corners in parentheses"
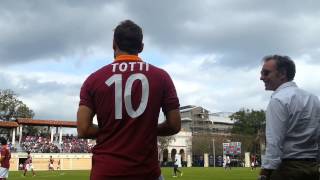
top-left (263, 55), bottom-right (296, 81)
top-left (114, 20), bottom-right (143, 54)
top-left (0, 137), bottom-right (7, 145)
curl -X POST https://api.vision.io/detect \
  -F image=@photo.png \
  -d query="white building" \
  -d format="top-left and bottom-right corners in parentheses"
top-left (160, 131), bottom-right (192, 167)
top-left (209, 112), bottom-right (234, 134)
top-left (159, 105), bottom-right (234, 167)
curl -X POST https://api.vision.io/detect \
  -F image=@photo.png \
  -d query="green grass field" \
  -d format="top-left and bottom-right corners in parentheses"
top-left (8, 167), bottom-right (259, 180)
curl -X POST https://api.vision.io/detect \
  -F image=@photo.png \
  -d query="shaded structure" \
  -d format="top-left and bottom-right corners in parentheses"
top-left (0, 118), bottom-right (76, 146)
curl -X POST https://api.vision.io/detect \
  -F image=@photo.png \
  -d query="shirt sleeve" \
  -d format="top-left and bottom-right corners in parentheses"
top-left (161, 70), bottom-right (180, 113)
top-left (262, 98), bottom-right (288, 169)
top-left (79, 75), bottom-right (95, 112)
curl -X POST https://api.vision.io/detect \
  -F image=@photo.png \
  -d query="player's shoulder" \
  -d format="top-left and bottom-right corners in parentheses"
top-left (88, 64), bottom-right (111, 78)
top-left (82, 64), bottom-right (112, 87)
top-left (147, 63), bottom-right (172, 78)
top-left (148, 63), bottom-right (165, 72)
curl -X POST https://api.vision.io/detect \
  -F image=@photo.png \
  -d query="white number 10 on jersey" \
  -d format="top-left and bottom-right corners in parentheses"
top-left (105, 73), bottom-right (149, 119)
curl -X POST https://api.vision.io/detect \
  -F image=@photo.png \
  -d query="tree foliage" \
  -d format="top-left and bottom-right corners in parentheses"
top-left (192, 133), bottom-right (233, 156)
top-left (192, 133), bottom-right (212, 155)
top-left (230, 134), bottom-right (256, 154)
top-left (0, 89), bottom-right (35, 121)
top-left (158, 136), bottom-right (175, 153)
top-left (230, 109), bottom-right (266, 154)
top-left (230, 109), bottom-right (265, 135)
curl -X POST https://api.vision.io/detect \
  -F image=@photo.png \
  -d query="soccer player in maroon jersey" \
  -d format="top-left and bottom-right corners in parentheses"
top-left (0, 137), bottom-right (11, 180)
top-left (48, 156), bottom-right (54, 171)
top-left (57, 159), bottom-right (61, 170)
top-left (77, 20), bottom-right (181, 180)
top-left (23, 151), bottom-right (36, 177)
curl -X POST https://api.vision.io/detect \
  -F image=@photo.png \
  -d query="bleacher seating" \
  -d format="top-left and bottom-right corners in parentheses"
top-left (21, 136), bottom-right (60, 153)
top-left (12, 134), bottom-right (95, 153)
top-left (61, 135), bottom-right (94, 153)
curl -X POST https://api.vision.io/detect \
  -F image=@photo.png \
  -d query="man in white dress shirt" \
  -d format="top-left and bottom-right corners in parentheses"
top-left (259, 55), bottom-right (320, 180)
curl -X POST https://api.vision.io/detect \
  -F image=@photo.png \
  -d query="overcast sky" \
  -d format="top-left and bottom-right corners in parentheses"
top-left (1, 0), bottom-right (320, 121)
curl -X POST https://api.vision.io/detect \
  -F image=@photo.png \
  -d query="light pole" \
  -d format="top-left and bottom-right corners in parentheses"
top-left (212, 138), bottom-right (215, 167)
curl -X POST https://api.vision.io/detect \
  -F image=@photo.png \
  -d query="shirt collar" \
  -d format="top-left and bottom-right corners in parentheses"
top-left (272, 81), bottom-right (297, 97)
top-left (114, 55), bottom-right (142, 62)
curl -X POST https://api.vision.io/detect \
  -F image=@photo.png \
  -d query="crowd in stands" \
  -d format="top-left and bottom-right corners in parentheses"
top-left (61, 134), bottom-right (94, 153)
top-left (8, 142), bottom-right (17, 152)
top-left (0, 141), bottom-right (16, 152)
top-left (18, 135), bottom-right (95, 153)
top-left (2, 133), bottom-right (95, 153)
top-left (21, 136), bottom-right (60, 153)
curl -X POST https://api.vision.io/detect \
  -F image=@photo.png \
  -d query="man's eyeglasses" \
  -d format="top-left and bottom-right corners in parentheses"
top-left (261, 69), bottom-right (271, 76)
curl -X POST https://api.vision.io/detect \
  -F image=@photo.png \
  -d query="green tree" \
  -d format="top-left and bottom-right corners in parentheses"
top-left (230, 109), bottom-right (265, 135)
top-left (230, 109), bottom-right (266, 155)
top-left (158, 136), bottom-right (175, 162)
top-left (0, 89), bottom-right (35, 121)
top-left (158, 136), bottom-right (175, 153)
top-left (0, 89), bottom-right (36, 135)
top-left (192, 133), bottom-right (211, 156)
top-left (211, 134), bottom-right (230, 156)
top-left (192, 133), bottom-right (231, 157)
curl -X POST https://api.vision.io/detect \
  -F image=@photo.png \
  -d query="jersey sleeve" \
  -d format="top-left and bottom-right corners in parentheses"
top-left (0, 149), bottom-right (5, 157)
top-left (161, 70), bottom-right (180, 113)
top-left (79, 74), bottom-right (96, 112)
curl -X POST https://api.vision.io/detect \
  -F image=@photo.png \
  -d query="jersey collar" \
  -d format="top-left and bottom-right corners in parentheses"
top-left (114, 55), bottom-right (142, 62)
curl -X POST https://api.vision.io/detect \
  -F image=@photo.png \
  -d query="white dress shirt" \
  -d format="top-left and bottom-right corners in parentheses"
top-left (262, 81), bottom-right (320, 169)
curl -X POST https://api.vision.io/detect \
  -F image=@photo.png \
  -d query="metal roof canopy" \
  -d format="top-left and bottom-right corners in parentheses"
top-left (16, 118), bottom-right (77, 128)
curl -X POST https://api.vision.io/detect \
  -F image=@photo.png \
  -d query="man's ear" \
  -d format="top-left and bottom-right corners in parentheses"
top-left (279, 70), bottom-right (288, 81)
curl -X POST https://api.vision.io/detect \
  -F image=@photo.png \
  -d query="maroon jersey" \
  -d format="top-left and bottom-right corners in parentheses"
top-left (80, 55), bottom-right (180, 178)
top-left (25, 154), bottom-right (32, 164)
top-left (0, 146), bottom-right (11, 169)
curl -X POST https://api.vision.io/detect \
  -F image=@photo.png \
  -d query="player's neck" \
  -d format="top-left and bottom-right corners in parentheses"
top-left (114, 50), bottom-right (138, 58)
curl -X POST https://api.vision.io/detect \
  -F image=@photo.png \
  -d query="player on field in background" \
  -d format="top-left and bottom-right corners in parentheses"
top-left (225, 156), bottom-right (231, 170)
top-left (172, 152), bottom-right (183, 177)
top-left (0, 137), bottom-right (11, 180)
top-left (48, 155), bottom-right (54, 171)
top-left (251, 154), bottom-right (256, 171)
top-left (77, 20), bottom-right (181, 180)
top-left (223, 156), bottom-right (226, 169)
top-left (57, 159), bottom-right (61, 170)
top-left (23, 151), bottom-right (36, 177)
